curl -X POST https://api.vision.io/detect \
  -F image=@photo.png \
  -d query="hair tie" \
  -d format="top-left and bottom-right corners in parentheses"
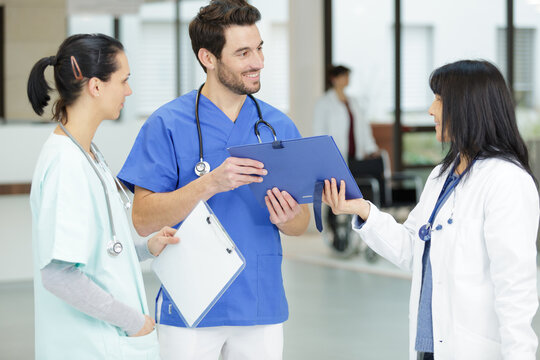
top-left (70, 56), bottom-right (83, 81)
top-left (48, 56), bottom-right (57, 66)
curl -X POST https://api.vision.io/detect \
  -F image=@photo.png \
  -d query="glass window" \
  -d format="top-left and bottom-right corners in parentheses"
top-left (68, 0), bottom-right (290, 122)
top-left (333, 0), bottom-right (394, 124)
top-left (332, 0), bottom-right (396, 168)
top-left (136, 2), bottom-right (177, 116)
top-left (402, 0), bottom-right (505, 167)
top-left (514, 0), bottom-right (540, 140)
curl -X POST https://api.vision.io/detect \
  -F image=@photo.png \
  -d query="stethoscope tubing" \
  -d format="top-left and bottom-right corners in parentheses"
top-left (59, 123), bottom-right (123, 256)
top-left (194, 83), bottom-right (277, 177)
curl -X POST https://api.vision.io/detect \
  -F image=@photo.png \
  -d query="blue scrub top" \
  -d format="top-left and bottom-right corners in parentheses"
top-left (118, 90), bottom-right (302, 327)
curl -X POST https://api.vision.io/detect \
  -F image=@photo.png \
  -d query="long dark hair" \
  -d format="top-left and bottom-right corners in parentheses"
top-left (429, 59), bottom-right (534, 180)
top-left (27, 33), bottom-right (124, 123)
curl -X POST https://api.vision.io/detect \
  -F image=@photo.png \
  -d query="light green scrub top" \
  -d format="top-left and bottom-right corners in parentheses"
top-left (30, 133), bottom-right (160, 360)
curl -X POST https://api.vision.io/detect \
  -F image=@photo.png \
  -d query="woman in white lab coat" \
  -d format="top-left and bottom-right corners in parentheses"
top-left (323, 60), bottom-right (539, 360)
top-left (28, 34), bottom-right (179, 359)
top-left (313, 65), bottom-right (378, 161)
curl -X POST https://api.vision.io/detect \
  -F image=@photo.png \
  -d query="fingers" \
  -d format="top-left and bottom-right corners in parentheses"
top-left (227, 156), bottom-right (264, 169)
top-left (149, 228), bottom-right (180, 256)
top-left (265, 195), bottom-right (278, 220)
top-left (160, 226), bottom-right (177, 237)
top-left (322, 179), bottom-right (331, 205)
top-left (225, 157), bottom-right (267, 176)
top-left (266, 189), bottom-right (287, 220)
top-left (339, 180), bottom-right (346, 203)
top-left (132, 315), bottom-right (155, 337)
top-left (163, 235), bottom-right (180, 245)
top-left (322, 178), bottom-right (348, 215)
top-left (146, 314), bottom-right (155, 327)
top-left (159, 226), bottom-right (180, 245)
top-left (330, 178), bottom-right (339, 207)
top-left (265, 188), bottom-right (301, 225)
top-left (212, 158), bottom-right (268, 192)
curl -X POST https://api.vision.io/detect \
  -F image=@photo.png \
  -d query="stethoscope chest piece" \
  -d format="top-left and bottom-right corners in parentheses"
top-left (107, 238), bottom-right (123, 257)
top-left (195, 160), bottom-right (210, 177)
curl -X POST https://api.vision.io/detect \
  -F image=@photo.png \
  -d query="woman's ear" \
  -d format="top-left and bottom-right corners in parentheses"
top-left (198, 48), bottom-right (217, 71)
top-left (87, 77), bottom-right (101, 98)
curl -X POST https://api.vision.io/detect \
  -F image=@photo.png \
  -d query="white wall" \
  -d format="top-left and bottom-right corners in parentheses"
top-left (289, 0), bottom-right (324, 137)
top-left (0, 120), bottom-right (152, 282)
top-left (0, 0), bottom-right (325, 282)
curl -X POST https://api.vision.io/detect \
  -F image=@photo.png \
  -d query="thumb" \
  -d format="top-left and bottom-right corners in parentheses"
top-left (165, 235), bottom-right (180, 245)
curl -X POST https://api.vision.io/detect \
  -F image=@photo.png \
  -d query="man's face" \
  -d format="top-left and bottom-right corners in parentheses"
top-left (215, 24), bottom-right (264, 95)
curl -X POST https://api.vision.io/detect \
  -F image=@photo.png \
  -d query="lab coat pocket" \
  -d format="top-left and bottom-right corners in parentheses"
top-left (451, 217), bottom-right (487, 277)
top-left (118, 329), bottom-right (161, 360)
top-left (454, 323), bottom-right (501, 360)
top-left (257, 255), bottom-right (288, 318)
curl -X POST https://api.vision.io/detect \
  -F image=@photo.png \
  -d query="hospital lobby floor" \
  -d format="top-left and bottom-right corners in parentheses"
top-left (2, 231), bottom-right (540, 359)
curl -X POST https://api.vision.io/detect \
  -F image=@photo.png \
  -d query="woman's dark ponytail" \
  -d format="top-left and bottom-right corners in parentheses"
top-left (26, 34), bottom-right (124, 123)
top-left (27, 57), bottom-right (55, 116)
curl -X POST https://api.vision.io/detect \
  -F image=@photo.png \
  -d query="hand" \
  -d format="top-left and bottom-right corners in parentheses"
top-left (323, 178), bottom-right (370, 220)
top-left (207, 157), bottom-right (267, 193)
top-left (365, 151), bottom-right (381, 159)
top-left (147, 226), bottom-right (180, 256)
top-left (131, 315), bottom-right (155, 337)
top-left (265, 187), bottom-right (302, 225)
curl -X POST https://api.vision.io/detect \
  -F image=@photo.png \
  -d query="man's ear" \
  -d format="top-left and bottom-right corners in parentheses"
top-left (87, 77), bottom-right (101, 98)
top-left (198, 48), bottom-right (217, 71)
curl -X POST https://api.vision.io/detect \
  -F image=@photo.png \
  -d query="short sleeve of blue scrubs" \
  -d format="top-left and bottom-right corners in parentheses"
top-left (118, 91), bottom-right (302, 327)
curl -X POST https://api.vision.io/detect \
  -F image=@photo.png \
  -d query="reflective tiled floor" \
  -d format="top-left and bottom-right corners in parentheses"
top-left (1, 232), bottom-right (540, 359)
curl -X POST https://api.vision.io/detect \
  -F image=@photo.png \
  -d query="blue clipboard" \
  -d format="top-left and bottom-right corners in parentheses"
top-left (226, 135), bottom-right (363, 208)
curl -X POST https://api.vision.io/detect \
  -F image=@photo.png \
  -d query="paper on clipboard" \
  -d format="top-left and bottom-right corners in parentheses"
top-left (151, 201), bottom-right (245, 328)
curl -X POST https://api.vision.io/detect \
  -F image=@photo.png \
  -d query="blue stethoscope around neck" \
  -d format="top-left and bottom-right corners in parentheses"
top-left (418, 159), bottom-right (475, 242)
top-left (194, 83), bottom-right (277, 177)
top-left (59, 122), bottom-right (132, 256)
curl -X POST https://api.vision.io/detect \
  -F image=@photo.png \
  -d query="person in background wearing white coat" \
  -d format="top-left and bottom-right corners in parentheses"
top-left (313, 65), bottom-right (378, 163)
top-left (323, 59), bottom-right (539, 360)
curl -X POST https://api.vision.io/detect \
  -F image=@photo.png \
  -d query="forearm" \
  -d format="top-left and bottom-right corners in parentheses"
top-left (134, 237), bottom-right (154, 262)
top-left (41, 261), bottom-right (145, 335)
top-left (353, 203), bottom-right (416, 270)
top-left (277, 204), bottom-right (310, 236)
top-left (133, 175), bottom-right (218, 236)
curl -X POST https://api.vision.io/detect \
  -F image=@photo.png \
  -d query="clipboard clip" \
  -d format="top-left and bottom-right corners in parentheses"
top-left (206, 215), bottom-right (235, 254)
top-left (272, 140), bottom-right (284, 149)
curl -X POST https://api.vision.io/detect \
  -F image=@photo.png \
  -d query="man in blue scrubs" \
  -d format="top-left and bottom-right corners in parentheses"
top-left (118, 1), bottom-right (310, 359)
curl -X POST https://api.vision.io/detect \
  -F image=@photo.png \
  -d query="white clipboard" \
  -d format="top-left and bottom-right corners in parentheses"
top-left (151, 201), bottom-right (245, 327)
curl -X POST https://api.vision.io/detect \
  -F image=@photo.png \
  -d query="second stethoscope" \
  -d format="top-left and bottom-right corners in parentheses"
top-left (59, 123), bottom-right (131, 257)
top-left (194, 83), bottom-right (277, 177)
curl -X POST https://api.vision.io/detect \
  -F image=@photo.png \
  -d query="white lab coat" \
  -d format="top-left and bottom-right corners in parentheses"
top-left (353, 158), bottom-right (539, 360)
top-left (313, 89), bottom-right (378, 159)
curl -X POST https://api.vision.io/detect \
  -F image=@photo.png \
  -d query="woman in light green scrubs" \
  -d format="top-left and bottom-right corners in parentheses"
top-left (27, 34), bottom-right (178, 359)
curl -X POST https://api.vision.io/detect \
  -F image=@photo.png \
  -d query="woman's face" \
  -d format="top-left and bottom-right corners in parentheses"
top-left (429, 94), bottom-right (444, 142)
top-left (99, 51), bottom-right (132, 120)
top-left (331, 73), bottom-right (349, 90)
